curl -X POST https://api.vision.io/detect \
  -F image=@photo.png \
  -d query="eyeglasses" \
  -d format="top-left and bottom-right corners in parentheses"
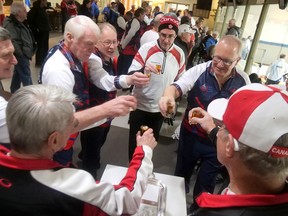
top-left (100, 40), bottom-right (119, 47)
top-left (159, 33), bottom-right (176, 40)
top-left (213, 56), bottom-right (238, 67)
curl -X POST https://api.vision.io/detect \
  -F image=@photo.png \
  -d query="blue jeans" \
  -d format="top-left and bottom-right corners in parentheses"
top-left (10, 56), bottom-right (33, 93)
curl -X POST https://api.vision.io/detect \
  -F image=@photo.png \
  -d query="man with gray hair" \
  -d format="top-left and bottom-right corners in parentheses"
top-left (39, 15), bottom-right (137, 165)
top-left (3, 1), bottom-right (36, 93)
top-left (188, 83), bottom-right (288, 215)
top-left (174, 23), bottom-right (195, 63)
top-left (0, 84), bottom-right (157, 215)
top-left (80, 22), bottom-right (150, 178)
top-left (0, 25), bottom-right (137, 149)
top-left (226, 18), bottom-right (241, 38)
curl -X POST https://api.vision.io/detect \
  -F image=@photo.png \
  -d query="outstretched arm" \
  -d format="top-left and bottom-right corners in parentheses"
top-left (72, 95), bottom-right (137, 133)
top-left (89, 55), bottom-right (149, 90)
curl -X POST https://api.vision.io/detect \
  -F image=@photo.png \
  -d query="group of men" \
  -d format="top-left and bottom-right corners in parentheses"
top-left (39, 15), bottom-right (149, 173)
top-left (0, 19), bottom-right (157, 215)
top-left (0, 5), bottom-right (288, 216)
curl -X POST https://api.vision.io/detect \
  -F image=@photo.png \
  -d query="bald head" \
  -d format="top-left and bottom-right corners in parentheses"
top-left (212, 35), bottom-right (243, 81)
top-left (63, 16), bottom-right (100, 61)
top-left (64, 15), bottom-right (100, 41)
top-left (216, 35), bottom-right (242, 57)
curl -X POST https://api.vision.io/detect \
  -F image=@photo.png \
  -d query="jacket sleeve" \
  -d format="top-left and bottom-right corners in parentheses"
top-left (3, 20), bottom-right (23, 57)
top-left (127, 43), bottom-right (148, 74)
top-left (121, 19), bottom-right (140, 49)
top-left (88, 54), bottom-right (130, 90)
top-left (31, 146), bottom-right (154, 216)
top-left (117, 17), bottom-right (126, 30)
top-left (111, 145), bottom-right (154, 214)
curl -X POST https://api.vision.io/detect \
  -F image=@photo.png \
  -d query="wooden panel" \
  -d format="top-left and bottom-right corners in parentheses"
top-left (192, 4), bottom-right (210, 18)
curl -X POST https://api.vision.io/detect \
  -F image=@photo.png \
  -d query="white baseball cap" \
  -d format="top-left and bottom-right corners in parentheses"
top-left (178, 24), bottom-right (195, 36)
top-left (207, 83), bottom-right (288, 158)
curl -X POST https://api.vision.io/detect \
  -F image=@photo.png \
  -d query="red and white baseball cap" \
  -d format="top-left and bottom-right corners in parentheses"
top-left (207, 83), bottom-right (288, 158)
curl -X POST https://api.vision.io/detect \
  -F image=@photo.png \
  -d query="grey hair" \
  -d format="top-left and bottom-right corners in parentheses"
top-left (164, 12), bottom-right (178, 19)
top-left (222, 127), bottom-right (288, 180)
top-left (218, 35), bottom-right (242, 57)
top-left (97, 22), bottom-right (116, 34)
top-left (64, 15), bottom-right (100, 40)
top-left (212, 31), bottom-right (219, 37)
top-left (238, 133), bottom-right (288, 180)
top-left (6, 85), bottom-right (76, 154)
top-left (0, 27), bottom-right (11, 41)
top-left (10, 2), bottom-right (25, 16)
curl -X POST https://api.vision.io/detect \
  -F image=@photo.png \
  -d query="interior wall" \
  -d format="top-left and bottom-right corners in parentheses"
top-left (214, 3), bottom-right (288, 65)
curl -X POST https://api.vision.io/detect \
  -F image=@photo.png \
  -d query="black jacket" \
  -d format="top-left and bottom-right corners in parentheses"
top-left (27, 3), bottom-right (50, 34)
top-left (3, 15), bottom-right (36, 59)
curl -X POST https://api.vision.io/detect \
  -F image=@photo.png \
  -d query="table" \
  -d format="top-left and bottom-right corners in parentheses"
top-left (100, 164), bottom-right (187, 216)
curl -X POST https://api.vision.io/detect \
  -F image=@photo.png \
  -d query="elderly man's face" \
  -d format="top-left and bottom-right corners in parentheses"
top-left (0, 40), bottom-right (17, 80)
top-left (212, 40), bottom-right (240, 80)
top-left (96, 28), bottom-right (118, 61)
top-left (181, 32), bottom-right (192, 43)
top-left (17, 5), bottom-right (27, 22)
top-left (69, 30), bottom-right (98, 62)
top-left (158, 29), bottom-right (176, 51)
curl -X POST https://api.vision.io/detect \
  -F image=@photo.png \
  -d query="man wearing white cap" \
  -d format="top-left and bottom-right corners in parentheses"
top-left (174, 23), bottom-right (195, 63)
top-left (188, 83), bottom-right (288, 215)
top-left (159, 35), bottom-right (250, 213)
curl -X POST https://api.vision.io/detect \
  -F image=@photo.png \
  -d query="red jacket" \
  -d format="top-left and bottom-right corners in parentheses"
top-left (193, 190), bottom-right (288, 216)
